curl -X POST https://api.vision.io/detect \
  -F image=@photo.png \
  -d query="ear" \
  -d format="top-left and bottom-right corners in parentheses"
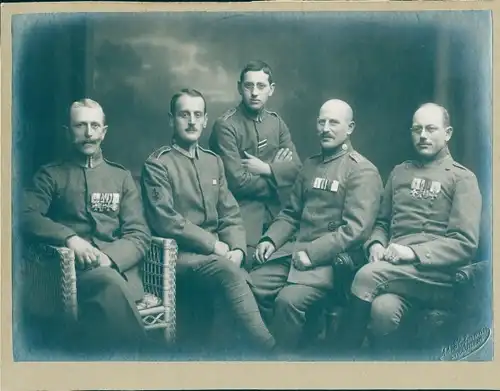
top-left (269, 83), bottom-right (276, 97)
top-left (202, 113), bottom-right (208, 129)
top-left (445, 126), bottom-right (453, 142)
top-left (347, 121), bottom-right (356, 135)
top-left (237, 81), bottom-right (243, 97)
top-left (168, 112), bottom-right (174, 128)
top-left (101, 125), bottom-right (108, 140)
top-left (62, 125), bottom-right (71, 142)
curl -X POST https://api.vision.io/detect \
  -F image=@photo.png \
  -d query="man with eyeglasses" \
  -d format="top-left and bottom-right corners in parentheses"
top-left (247, 99), bottom-right (383, 352)
top-left (141, 89), bottom-right (275, 353)
top-left (209, 60), bottom-right (302, 270)
top-left (21, 98), bottom-right (152, 354)
top-left (334, 103), bottom-right (482, 358)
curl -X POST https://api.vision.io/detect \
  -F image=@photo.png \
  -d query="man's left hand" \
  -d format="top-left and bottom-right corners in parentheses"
top-left (242, 152), bottom-right (272, 176)
top-left (383, 243), bottom-right (417, 264)
top-left (97, 251), bottom-right (113, 268)
top-left (292, 250), bottom-right (312, 271)
top-left (227, 249), bottom-right (244, 267)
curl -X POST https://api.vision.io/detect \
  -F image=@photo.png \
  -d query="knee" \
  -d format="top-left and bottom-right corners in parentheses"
top-left (370, 294), bottom-right (406, 337)
top-left (80, 267), bottom-right (130, 297)
top-left (351, 262), bottom-right (391, 301)
top-left (274, 288), bottom-right (302, 313)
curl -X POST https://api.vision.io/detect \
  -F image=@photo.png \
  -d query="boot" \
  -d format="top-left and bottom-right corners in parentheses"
top-left (332, 295), bottom-right (372, 359)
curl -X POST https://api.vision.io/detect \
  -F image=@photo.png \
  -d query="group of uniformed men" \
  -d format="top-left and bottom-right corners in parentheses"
top-left (21, 60), bottom-right (482, 358)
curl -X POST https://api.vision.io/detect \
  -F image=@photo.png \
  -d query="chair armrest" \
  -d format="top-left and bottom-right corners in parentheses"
top-left (455, 260), bottom-right (491, 286)
top-left (23, 242), bottom-right (77, 321)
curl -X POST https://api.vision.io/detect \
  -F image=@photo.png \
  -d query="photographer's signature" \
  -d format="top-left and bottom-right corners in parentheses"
top-left (439, 326), bottom-right (492, 361)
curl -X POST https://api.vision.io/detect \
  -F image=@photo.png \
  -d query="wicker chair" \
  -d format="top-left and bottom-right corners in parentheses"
top-left (21, 236), bottom-right (177, 344)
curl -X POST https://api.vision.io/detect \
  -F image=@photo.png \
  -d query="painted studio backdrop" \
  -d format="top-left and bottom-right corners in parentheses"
top-left (12, 11), bottom-right (492, 356)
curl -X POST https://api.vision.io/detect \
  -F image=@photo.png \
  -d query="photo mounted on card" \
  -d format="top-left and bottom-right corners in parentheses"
top-left (1, 1), bottom-right (497, 390)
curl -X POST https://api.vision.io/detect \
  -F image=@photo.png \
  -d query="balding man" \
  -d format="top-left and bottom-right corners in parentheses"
top-left (22, 98), bottom-right (151, 354)
top-left (334, 103), bottom-right (482, 357)
top-left (248, 99), bottom-right (383, 352)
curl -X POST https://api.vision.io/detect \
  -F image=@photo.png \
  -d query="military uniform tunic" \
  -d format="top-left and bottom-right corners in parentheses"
top-left (22, 150), bottom-right (151, 300)
top-left (249, 142), bottom-right (383, 349)
top-left (21, 150), bottom-right (151, 349)
top-left (210, 103), bottom-right (302, 250)
top-left (262, 142), bottom-right (383, 290)
top-left (141, 143), bottom-right (275, 350)
top-left (352, 150), bottom-right (482, 337)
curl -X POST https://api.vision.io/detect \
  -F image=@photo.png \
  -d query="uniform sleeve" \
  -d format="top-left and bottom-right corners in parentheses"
top-left (410, 171), bottom-right (482, 268)
top-left (215, 157), bottom-right (247, 255)
top-left (262, 168), bottom-right (305, 250)
top-left (268, 118), bottom-right (302, 189)
top-left (363, 169), bottom-right (395, 255)
top-left (305, 164), bottom-right (384, 266)
top-left (210, 119), bottom-right (275, 200)
top-left (21, 167), bottom-right (77, 246)
top-left (100, 172), bottom-right (152, 273)
top-left (141, 158), bottom-right (217, 255)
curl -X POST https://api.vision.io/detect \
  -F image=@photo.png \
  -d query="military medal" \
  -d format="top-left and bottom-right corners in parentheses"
top-left (91, 192), bottom-right (120, 212)
top-left (257, 138), bottom-right (268, 150)
top-left (429, 181), bottom-right (442, 200)
top-left (313, 177), bottom-right (339, 192)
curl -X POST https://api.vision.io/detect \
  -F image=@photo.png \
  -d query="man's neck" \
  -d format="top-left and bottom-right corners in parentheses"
top-left (418, 146), bottom-right (450, 166)
top-left (322, 140), bottom-right (351, 161)
top-left (173, 139), bottom-right (198, 158)
top-left (240, 101), bottom-right (265, 121)
top-left (71, 148), bottom-right (104, 169)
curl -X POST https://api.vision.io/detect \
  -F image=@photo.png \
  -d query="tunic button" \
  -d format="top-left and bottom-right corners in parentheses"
top-left (426, 253), bottom-right (431, 258)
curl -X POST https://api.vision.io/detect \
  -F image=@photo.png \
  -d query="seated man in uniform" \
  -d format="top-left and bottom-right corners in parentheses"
top-left (21, 98), bottom-right (151, 355)
top-left (249, 99), bottom-right (383, 352)
top-left (141, 88), bottom-right (275, 353)
top-left (210, 60), bottom-right (302, 270)
top-left (335, 103), bottom-right (482, 357)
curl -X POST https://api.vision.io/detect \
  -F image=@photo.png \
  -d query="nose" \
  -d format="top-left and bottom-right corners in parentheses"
top-left (188, 114), bottom-right (196, 124)
top-left (84, 124), bottom-right (94, 138)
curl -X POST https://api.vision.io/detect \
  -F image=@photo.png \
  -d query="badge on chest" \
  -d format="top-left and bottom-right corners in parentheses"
top-left (410, 178), bottom-right (441, 200)
top-left (90, 192), bottom-right (120, 212)
top-left (312, 177), bottom-right (339, 192)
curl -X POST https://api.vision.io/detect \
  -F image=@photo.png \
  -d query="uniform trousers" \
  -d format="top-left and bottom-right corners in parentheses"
top-left (75, 266), bottom-right (147, 355)
top-left (178, 256), bottom-right (275, 351)
top-left (249, 256), bottom-right (330, 350)
top-left (351, 261), bottom-right (456, 339)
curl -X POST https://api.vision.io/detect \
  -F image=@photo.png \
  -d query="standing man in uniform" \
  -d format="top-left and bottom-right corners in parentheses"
top-left (209, 60), bottom-right (302, 269)
top-left (334, 103), bottom-right (482, 357)
top-left (21, 98), bottom-right (151, 354)
top-left (141, 89), bottom-right (275, 353)
top-left (249, 99), bottom-right (383, 352)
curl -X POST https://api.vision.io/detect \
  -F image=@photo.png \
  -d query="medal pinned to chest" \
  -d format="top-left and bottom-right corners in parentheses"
top-left (312, 177), bottom-right (340, 192)
top-left (410, 178), bottom-right (441, 200)
top-left (90, 192), bottom-right (120, 212)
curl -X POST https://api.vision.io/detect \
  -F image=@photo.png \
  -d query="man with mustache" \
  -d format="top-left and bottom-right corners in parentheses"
top-left (21, 98), bottom-right (151, 354)
top-left (248, 99), bottom-right (383, 352)
top-left (334, 103), bottom-right (482, 358)
top-left (209, 60), bottom-right (302, 270)
top-left (141, 89), bottom-right (275, 353)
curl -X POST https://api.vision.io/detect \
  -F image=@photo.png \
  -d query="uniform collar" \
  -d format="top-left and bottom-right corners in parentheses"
top-left (172, 142), bottom-right (200, 160)
top-left (70, 148), bottom-right (105, 169)
top-left (239, 102), bottom-right (267, 123)
top-left (321, 140), bottom-right (352, 163)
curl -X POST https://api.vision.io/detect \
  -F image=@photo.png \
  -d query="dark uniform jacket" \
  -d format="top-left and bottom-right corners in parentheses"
top-left (209, 103), bottom-right (302, 248)
top-left (141, 144), bottom-right (247, 272)
top-left (21, 150), bottom-right (151, 301)
top-left (365, 149), bottom-right (482, 269)
top-left (262, 142), bottom-right (383, 290)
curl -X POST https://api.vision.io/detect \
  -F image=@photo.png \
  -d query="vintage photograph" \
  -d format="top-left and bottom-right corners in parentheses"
top-left (10, 9), bottom-right (492, 364)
